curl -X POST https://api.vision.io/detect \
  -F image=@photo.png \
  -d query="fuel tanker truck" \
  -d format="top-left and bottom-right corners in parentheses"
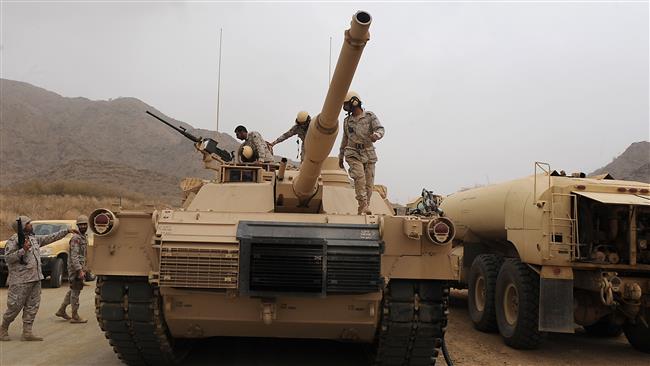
top-left (441, 163), bottom-right (650, 352)
top-left (86, 11), bottom-right (458, 365)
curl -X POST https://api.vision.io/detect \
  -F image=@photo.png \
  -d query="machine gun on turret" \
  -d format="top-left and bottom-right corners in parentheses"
top-left (146, 110), bottom-right (233, 162)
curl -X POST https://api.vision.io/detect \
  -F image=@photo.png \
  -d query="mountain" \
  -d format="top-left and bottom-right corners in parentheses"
top-left (0, 78), bottom-right (240, 186)
top-left (20, 159), bottom-right (183, 204)
top-left (590, 141), bottom-right (650, 183)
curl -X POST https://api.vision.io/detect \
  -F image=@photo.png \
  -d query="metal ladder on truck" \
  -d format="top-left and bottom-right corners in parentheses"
top-left (534, 162), bottom-right (580, 260)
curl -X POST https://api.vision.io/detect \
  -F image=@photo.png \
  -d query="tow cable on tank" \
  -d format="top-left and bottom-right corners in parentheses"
top-left (442, 336), bottom-right (454, 366)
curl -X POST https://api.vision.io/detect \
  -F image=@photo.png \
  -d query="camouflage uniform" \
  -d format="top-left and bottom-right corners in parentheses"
top-left (272, 123), bottom-right (309, 162)
top-left (236, 131), bottom-right (274, 163)
top-left (338, 111), bottom-right (385, 210)
top-left (1, 228), bottom-right (68, 339)
top-left (58, 233), bottom-right (88, 317)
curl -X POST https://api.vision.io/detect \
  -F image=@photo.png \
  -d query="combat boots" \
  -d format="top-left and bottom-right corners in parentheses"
top-left (70, 310), bottom-right (87, 324)
top-left (0, 321), bottom-right (9, 341)
top-left (357, 200), bottom-right (372, 215)
top-left (55, 304), bottom-right (71, 320)
top-left (21, 324), bottom-right (43, 341)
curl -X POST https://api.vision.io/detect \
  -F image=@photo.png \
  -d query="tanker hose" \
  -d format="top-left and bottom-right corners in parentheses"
top-left (442, 336), bottom-right (454, 366)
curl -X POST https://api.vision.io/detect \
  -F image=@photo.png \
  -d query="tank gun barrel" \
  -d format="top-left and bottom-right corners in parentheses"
top-left (292, 11), bottom-right (372, 202)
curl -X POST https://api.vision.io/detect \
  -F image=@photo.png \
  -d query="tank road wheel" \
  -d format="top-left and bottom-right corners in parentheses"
top-left (495, 258), bottom-right (542, 349)
top-left (623, 319), bottom-right (650, 353)
top-left (468, 254), bottom-right (503, 332)
top-left (584, 315), bottom-right (623, 338)
top-left (49, 257), bottom-right (64, 288)
top-left (95, 276), bottom-right (187, 365)
top-left (373, 280), bottom-right (449, 366)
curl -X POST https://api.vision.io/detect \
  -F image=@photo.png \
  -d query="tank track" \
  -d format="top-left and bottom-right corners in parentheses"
top-left (373, 280), bottom-right (449, 366)
top-left (95, 276), bottom-right (182, 365)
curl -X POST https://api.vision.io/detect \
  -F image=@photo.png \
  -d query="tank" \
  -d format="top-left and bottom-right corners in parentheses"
top-left (86, 11), bottom-right (458, 365)
top-left (441, 164), bottom-right (650, 352)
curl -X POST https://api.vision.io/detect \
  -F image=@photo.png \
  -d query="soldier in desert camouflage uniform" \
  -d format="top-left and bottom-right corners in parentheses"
top-left (338, 92), bottom-right (385, 215)
top-left (268, 111), bottom-right (311, 162)
top-left (0, 215), bottom-right (75, 341)
top-left (55, 215), bottom-right (89, 324)
top-left (234, 125), bottom-right (274, 163)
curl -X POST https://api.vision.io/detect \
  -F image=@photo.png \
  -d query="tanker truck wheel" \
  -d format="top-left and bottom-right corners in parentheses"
top-left (468, 254), bottom-right (503, 332)
top-left (623, 319), bottom-right (650, 353)
top-left (583, 315), bottom-right (623, 337)
top-left (495, 258), bottom-right (542, 349)
top-left (372, 280), bottom-right (449, 366)
top-left (96, 276), bottom-right (187, 365)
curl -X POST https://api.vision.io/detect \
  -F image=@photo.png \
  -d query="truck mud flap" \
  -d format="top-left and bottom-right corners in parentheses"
top-left (539, 277), bottom-right (574, 333)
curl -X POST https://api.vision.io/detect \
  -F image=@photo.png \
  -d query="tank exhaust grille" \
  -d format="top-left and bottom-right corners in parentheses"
top-left (327, 244), bottom-right (381, 293)
top-left (159, 246), bottom-right (239, 289)
top-left (250, 242), bottom-right (325, 293)
top-left (238, 221), bottom-right (383, 296)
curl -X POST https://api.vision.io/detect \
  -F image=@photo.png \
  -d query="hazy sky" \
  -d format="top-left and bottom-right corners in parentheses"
top-left (2, 1), bottom-right (648, 203)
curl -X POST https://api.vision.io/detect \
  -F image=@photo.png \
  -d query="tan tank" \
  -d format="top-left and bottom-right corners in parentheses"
top-left (86, 11), bottom-right (458, 365)
top-left (440, 163), bottom-right (650, 352)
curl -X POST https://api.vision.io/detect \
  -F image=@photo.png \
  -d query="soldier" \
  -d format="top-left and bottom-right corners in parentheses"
top-left (55, 215), bottom-right (89, 324)
top-left (234, 125), bottom-right (274, 163)
top-left (338, 91), bottom-right (385, 215)
top-left (268, 111), bottom-right (311, 162)
top-left (0, 216), bottom-right (75, 341)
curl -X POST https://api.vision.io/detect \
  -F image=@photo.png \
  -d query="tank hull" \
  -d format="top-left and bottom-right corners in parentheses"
top-left (161, 289), bottom-right (380, 341)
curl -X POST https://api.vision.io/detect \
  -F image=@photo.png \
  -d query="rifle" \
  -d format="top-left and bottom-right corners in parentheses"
top-left (146, 111), bottom-right (233, 162)
top-left (16, 217), bottom-right (27, 265)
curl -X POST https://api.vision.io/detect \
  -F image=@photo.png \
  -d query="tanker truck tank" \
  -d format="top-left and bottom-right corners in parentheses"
top-left (87, 11), bottom-right (459, 366)
top-left (441, 163), bottom-right (650, 352)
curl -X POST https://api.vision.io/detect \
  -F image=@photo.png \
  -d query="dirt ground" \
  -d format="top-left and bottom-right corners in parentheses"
top-left (0, 285), bottom-right (648, 366)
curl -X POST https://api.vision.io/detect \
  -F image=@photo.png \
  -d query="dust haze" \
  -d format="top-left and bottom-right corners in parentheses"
top-left (1, 1), bottom-right (648, 202)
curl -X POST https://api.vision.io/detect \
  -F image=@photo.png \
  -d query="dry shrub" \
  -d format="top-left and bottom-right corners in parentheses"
top-left (8, 180), bottom-right (144, 200)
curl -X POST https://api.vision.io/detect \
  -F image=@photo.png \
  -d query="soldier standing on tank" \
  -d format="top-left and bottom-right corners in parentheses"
top-left (55, 215), bottom-right (89, 324)
top-left (0, 216), bottom-right (76, 341)
top-left (338, 92), bottom-right (385, 215)
top-left (234, 125), bottom-right (274, 163)
top-left (268, 111), bottom-right (311, 162)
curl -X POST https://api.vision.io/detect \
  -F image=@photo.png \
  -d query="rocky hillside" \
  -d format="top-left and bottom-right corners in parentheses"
top-left (591, 141), bottom-right (650, 182)
top-left (20, 159), bottom-right (185, 204)
top-left (0, 78), bottom-right (240, 185)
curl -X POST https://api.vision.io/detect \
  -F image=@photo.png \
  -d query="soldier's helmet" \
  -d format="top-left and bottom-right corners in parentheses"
top-left (295, 111), bottom-right (311, 125)
top-left (242, 145), bottom-right (255, 161)
top-left (344, 91), bottom-right (362, 107)
top-left (11, 215), bottom-right (32, 233)
top-left (77, 215), bottom-right (89, 225)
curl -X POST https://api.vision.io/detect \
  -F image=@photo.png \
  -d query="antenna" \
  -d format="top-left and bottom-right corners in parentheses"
top-left (216, 27), bottom-right (223, 135)
top-left (328, 36), bottom-right (332, 84)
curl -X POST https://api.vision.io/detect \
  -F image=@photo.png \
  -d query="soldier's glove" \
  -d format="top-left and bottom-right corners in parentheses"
top-left (370, 133), bottom-right (380, 142)
top-left (338, 158), bottom-right (345, 169)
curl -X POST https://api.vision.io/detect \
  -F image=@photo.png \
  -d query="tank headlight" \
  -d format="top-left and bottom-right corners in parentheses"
top-left (89, 209), bottom-right (119, 236)
top-left (425, 217), bottom-right (456, 245)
